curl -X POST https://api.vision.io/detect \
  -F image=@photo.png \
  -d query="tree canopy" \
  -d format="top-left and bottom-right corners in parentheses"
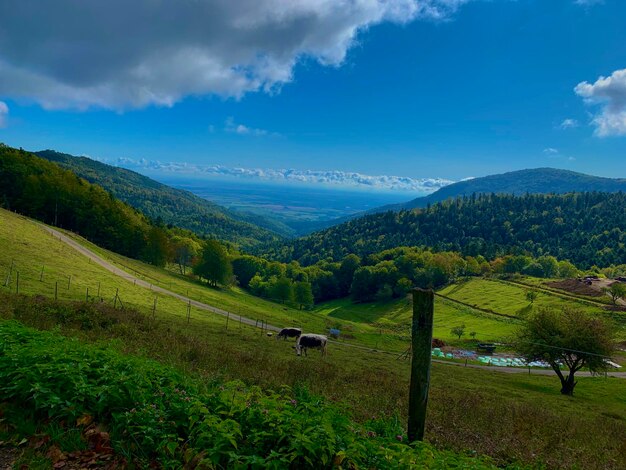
top-left (515, 308), bottom-right (616, 395)
top-left (194, 240), bottom-right (233, 287)
top-left (260, 192), bottom-right (626, 270)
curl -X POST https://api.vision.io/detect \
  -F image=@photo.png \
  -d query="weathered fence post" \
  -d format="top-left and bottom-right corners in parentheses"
top-left (15, 271), bottom-right (19, 294)
top-left (67, 275), bottom-right (71, 290)
top-left (85, 287), bottom-right (89, 302)
top-left (40, 265), bottom-right (45, 282)
top-left (187, 300), bottom-right (191, 324)
top-left (4, 260), bottom-right (14, 287)
top-left (114, 288), bottom-right (119, 308)
top-left (152, 297), bottom-right (157, 319)
top-left (408, 288), bottom-right (434, 443)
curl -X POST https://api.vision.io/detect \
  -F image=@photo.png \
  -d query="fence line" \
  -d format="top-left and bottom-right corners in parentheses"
top-left (0, 259), bottom-right (621, 376)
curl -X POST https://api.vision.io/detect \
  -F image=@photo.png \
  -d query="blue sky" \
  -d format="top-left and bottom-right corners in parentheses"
top-left (0, 0), bottom-right (625, 187)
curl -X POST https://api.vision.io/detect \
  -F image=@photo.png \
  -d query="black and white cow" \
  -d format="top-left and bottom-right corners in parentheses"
top-left (295, 334), bottom-right (328, 357)
top-left (277, 327), bottom-right (302, 341)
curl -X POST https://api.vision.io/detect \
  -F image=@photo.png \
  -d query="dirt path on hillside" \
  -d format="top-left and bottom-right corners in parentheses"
top-left (39, 223), bottom-right (626, 379)
top-left (38, 224), bottom-right (280, 332)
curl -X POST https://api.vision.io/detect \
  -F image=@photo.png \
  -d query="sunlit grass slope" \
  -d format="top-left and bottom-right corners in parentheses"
top-left (312, 296), bottom-right (519, 344)
top-left (0, 209), bottom-right (406, 350)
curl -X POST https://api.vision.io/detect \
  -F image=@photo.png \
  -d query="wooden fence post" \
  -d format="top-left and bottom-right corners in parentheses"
top-left (4, 260), bottom-right (14, 287)
top-left (15, 271), bottom-right (19, 294)
top-left (187, 300), bottom-right (191, 324)
top-left (408, 288), bottom-right (434, 443)
top-left (40, 265), bottom-right (45, 282)
top-left (86, 287), bottom-right (89, 301)
top-left (152, 297), bottom-right (157, 319)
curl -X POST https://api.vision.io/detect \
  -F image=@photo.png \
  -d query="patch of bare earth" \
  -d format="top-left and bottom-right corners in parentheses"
top-left (0, 444), bottom-right (18, 470)
top-left (545, 279), bottom-right (604, 297)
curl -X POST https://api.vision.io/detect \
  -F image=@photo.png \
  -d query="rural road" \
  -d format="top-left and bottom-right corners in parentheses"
top-left (39, 223), bottom-right (280, 333)
top-left (40, 223), bottom-right (626, 379)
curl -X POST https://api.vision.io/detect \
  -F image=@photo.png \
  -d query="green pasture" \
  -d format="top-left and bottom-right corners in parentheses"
top-left (312, 296), bottom-right (519, 345)
top-left (0, 210), bottom-right (229, 328)
top-left (0, 209), bottom-right (408, 350)
top-left (439, 277), bottom-right (606, 317)
top-left (1, 292), bottom-right (625, 470)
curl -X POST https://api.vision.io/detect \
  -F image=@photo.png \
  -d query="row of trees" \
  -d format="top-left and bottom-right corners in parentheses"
top-left (194, 239), bottom-right (586, 306)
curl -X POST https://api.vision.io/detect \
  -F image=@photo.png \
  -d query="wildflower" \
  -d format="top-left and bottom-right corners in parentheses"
top-left (290, 399), bottom-right (297, 406)
top-left (396, 435), bottom-right (403, 442)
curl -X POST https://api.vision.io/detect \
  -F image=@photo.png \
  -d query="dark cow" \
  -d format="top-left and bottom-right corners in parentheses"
top-left (295, 334), bottom-right (328, 357)
top-left (277, 327), bottom-right (302, 341)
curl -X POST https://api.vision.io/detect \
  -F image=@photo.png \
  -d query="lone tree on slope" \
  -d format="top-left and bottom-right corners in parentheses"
top-left (602, 282), bottom-right (626, 306)
top-left (525, 289), bottom-right (539, 305)
top-left (450, 324), bottom-right (466, 340)
top-left (515, 308), bottom-right (615, 395)
top-left (194, 240), bottom-right (232, 287)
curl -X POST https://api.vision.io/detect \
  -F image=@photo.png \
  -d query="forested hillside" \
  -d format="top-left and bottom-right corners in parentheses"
top-left (261, 192), bottom-right (626, 269)
top-left (0, 144), bottom-right (205, 267)
top-left (35, 149), bottom-right (288, 247)
top-left (0, 144), bottom-right (155, 258)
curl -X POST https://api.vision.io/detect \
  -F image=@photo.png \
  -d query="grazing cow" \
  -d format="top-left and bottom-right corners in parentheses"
top-left (295, 334), bottom-right (328, 357)
top-left (277, 327), bottom-right (302, 341)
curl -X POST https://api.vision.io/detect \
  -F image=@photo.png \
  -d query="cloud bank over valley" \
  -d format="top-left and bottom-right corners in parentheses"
top-left (107, 157), bottom-right (454, 194)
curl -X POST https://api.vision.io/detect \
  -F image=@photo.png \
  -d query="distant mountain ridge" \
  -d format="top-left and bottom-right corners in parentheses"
top-left (35, 150), bottom-right (291, 248)
top-left (375, 168), bottom-right (626, 213)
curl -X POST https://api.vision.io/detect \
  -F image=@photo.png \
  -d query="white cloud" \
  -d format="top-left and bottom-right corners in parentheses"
top-left (107, 157), bottom-right (454, 192)
top-left (0, 0), bottom-right (470, 111)
top-left (575, 68), bottom-right (626, 136)
top-left (574, 0), bottom-right (604, 6)
top-left (560, 118), bottom-right (579, 129)
top-left (224, 117), bottom-right (273, 136)
top-left (0, 101), bottom-right (7, 128)
top-left (542, 147), bottom-right (576, 162)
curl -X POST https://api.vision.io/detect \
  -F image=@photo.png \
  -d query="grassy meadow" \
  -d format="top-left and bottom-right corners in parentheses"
top-left (2, 208), bottom-right (626, 468)
top-left (1, 292), bottom-right (625, 469)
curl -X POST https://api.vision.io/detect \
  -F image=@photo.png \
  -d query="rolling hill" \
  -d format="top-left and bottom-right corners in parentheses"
top-left (35, 149), bottom-right (293, 245)
top-left (375, 167), bottom-right (626, 212)
top-left (261, 191), bottom-right (626, 268)
top-left (292, 167), bottom-right (626, 235)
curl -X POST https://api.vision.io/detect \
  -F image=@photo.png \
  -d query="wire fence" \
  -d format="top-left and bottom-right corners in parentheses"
top-left (0, 256), bottom-right (621, 378)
